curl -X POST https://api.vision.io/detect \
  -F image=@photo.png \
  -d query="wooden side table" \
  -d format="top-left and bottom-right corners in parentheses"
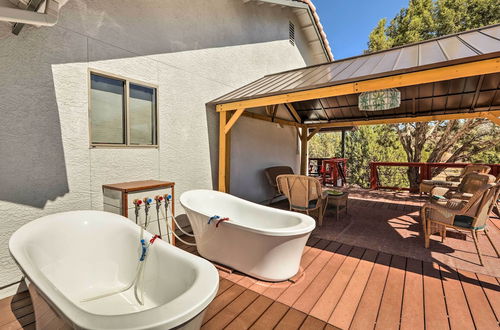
top-left (327, 191), bottom-right (349, 221)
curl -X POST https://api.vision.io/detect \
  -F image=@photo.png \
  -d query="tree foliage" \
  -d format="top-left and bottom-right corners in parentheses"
top-left (365, 0), bottom-right (500, 189)
top-left (311, 0), bottom-right (500, 189)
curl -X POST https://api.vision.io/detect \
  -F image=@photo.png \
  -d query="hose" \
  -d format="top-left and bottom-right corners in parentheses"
top-left (158, 200), bottom-right (197, 246)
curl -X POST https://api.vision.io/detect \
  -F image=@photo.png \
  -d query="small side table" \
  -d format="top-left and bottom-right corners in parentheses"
top-left (327, 191), bottom-right (349, 221)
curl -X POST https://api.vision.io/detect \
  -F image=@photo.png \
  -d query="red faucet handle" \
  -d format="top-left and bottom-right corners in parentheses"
top-left (134, 199), bottom-right (143, 206)
top-left (155, 195), bottom-right (164, 201)
top-left (149, 235), bottom-right (161, 244)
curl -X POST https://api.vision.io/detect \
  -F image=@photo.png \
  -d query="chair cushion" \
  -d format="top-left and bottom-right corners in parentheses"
top-left (292, 199), bottom-right (318, 210)
top-left (453, 215), bottom-right (485, 230)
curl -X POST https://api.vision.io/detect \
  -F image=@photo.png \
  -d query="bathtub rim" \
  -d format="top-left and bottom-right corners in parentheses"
top-left (9, 210), bottom-right (219, 330)
top-left (180, 189), bottom-right (316, 237)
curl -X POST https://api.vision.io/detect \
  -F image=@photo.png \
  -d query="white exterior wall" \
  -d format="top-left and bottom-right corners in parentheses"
top-left (0, 0), bottom-right (321, 297)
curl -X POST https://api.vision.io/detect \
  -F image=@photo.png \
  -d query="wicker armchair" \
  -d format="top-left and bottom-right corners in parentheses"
top-left (420, 164), bottom-right (491, 196)
top-left (445, 164), bottom-right (491, 182)
top-left (421, 183), bottom-right (500, 265)
top-left (276, 174), bottom-right (327, 226)
top-left (430, 172), bottom-right (496, 203)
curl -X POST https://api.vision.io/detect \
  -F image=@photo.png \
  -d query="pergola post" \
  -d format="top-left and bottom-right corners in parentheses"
top-left (341, 130), bottom-right (346, 158)
top-left (300, 127), bottom-right (308, 175)
top-left (218, 108), bottom-right (246, 192)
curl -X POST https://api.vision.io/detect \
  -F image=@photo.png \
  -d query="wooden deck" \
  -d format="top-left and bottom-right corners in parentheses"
top-left (1, 189), bottom-right (499, 330)
top-left (1, 242), bottom-right (499, 330)
top-left (183, 237), bottom-right (500, 330)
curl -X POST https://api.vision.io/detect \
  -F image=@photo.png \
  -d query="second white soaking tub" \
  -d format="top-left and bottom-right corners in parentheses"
top-left (180, 190), bottom-right (316, 281)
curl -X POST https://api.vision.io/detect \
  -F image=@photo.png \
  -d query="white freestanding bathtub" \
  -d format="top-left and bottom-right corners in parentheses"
top-left (9, 210), bottom-right (219, 330)
top-left (180, 190), bottom-right (316, 281)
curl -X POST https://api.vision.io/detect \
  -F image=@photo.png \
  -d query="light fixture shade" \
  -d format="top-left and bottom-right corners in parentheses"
top-left (358, 88), bottom-right (401, 111)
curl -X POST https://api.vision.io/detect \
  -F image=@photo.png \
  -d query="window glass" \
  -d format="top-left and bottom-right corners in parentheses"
top-left (90, 74), bottom-right (125, 144)
top-left (129, 84), bottom-right (156, 145)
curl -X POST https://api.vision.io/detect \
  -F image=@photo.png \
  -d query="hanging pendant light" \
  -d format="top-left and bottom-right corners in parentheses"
top-left (358, 88), bottom-right (401, 111)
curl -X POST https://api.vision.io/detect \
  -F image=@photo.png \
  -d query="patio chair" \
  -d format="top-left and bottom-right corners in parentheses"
top-left (493, 173), bottom-right (500, 218)
top-left (445, 164), bottom-right (491, 182)
top-left (276, 174), bottom-right (327, 226)
top-left (419, 164), bottom-right (491, 196)
top-left (264, 166), bottom-right (294, 204)
top-left (430, 172), bottom-right (496, 202)
top-left (421, 183), bottom-right (500, 265)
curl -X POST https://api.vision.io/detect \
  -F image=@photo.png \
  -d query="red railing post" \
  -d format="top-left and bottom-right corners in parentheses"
top-left (370, 163), bottom-right (378, 190)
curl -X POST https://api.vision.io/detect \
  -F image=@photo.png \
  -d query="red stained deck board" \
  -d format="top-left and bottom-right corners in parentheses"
top-left (374, 255), bottom-right (406, 330)
top-left (422, 262), bottom-right (450, 330)
top-left (328, 249), bottom-right (378, 328)
top-left (225, 295), bottom-right (274, 330)
top-left (400, 258), bottom-right (425, 330)
top-left (458, 269), bottom-right (499, 329)
top-left (202, 289), bottom-right (259, 330)
top-left (277, 241), bottom-right (341, 306)
top-left (292, 244), bottom-right (353, 314)
top-left (217, 278), bottom-right (235, 296)
top-left (475, 272), bottom-right (500, 321)
top-left (249, 301), bottom-right (289, 329)
top-left (309, 246), bottom-right (365, 322)
top-left (203, 283), bottom-right (246, 323)
top-left (274, 308), bottom-right (307, 330)
top-left (440, 266), bottom-right (475, 330)
top-left (262, 240), bottom-right (327, 300)
top-left (299, 315), bottom-right (327, 330)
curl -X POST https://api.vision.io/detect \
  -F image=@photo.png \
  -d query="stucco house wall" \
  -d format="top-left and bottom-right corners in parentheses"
top-left (0, 0), bottom-right (325, 298)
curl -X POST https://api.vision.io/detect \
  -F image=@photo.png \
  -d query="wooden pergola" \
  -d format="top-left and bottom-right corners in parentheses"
top-left (209, 25), bottom-right (500, 192)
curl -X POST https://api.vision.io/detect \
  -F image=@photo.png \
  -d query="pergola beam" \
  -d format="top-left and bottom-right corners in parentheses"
top-left (485, 112), bottom-right (500, 125)
top-left (307, 127), bottom-right (321, 141)
top-left (224, 108), bottom-right (245, 134)
top-left (285, 103), bottom-right (302, 123)
top-left (216, 57), bottom-right (500, 111)
top-left (302, 110), bottom-right (500, 129)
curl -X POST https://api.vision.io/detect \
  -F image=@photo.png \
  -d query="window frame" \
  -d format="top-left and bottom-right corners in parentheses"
top-left (88, 69), bottom-right (159, 148)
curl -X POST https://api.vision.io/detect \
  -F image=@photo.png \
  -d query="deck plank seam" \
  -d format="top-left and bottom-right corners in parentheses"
top-left (438, 265), bottom-right (453, 330)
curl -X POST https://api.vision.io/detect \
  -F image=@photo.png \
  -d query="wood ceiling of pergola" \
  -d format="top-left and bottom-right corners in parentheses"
top-left (210, 24), bottom-right (500, 192)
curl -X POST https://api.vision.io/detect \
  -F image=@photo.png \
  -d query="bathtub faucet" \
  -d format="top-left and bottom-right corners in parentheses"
top-left (133, 199), bottom-right (143, 224)
top-left (208, 215), bottom-right (220, 224)
top-left (216, 217), bottom-right (229, 228)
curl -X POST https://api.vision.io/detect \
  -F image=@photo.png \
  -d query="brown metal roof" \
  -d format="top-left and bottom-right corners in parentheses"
top-left (210, 24), bottom-right (500, 107)
top-left (291, 73), bottom-right (499, 124)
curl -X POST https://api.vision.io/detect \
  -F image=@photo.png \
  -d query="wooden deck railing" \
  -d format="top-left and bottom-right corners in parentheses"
top-left (370, 162), bottom-right (500, 192)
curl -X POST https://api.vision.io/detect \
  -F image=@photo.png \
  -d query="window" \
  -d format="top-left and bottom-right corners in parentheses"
top-left (90, 72), bottom-right (157, 146)
top-left (289, 21), bottom-right (295, 46)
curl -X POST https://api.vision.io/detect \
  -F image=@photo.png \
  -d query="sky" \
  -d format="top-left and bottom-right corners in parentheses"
top-left (313, 0), bottom-right (409, 60)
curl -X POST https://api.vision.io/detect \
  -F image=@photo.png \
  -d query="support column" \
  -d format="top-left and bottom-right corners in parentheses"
top-left (218, 108), bottom-right (245, 192)
top-left (341, 130), bottom-right (346, 158)
top-left (300, 127), bottom-right (308, 175)
top-left (218, 111), bottom-right (229, 192)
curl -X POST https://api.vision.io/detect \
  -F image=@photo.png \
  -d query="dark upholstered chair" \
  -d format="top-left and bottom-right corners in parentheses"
top-left (264, 166), bottom-right (294, 204)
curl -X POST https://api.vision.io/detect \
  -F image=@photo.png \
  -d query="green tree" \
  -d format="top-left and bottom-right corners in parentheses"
top-left (366, 0), bottom-right (500, 189)
top-left (308, 132), bottom-right (341, 158)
